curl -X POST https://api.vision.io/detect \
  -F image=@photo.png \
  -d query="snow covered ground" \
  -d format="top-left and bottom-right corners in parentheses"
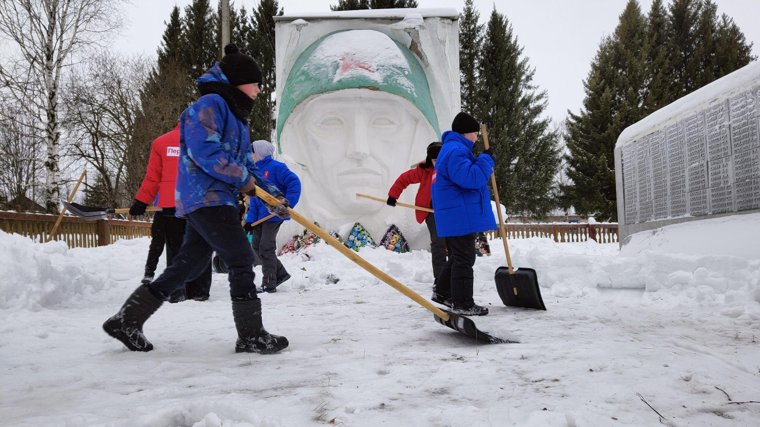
top-left (1, 213), bottom-right (759, 426)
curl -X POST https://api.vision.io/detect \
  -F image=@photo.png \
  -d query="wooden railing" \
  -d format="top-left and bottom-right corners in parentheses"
top-left (485, 223), bottom-right (618, 243)
top-left (0, 211), bottom-right (151, 248)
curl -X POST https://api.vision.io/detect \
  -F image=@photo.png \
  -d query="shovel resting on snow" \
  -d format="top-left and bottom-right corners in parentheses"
top-left (257, 185), bottom-right (515, 344)
top-left (481, 125), bottom-right (546, 310)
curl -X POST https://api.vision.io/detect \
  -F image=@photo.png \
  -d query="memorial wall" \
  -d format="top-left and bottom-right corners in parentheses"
top-left (615, 62), bottom-right (760, 243)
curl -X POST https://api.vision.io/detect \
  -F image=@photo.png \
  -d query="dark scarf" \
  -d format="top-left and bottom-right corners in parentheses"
top-left (197, 81), bottom-right (253, 123)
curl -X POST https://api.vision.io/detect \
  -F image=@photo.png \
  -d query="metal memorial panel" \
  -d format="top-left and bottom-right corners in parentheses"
top-left (621, 143), bottom-right (638, 224)
top-left (666, 122), bottom-right (687, 217)
top-left (650, 130), bottom-right (668, 219)
top-left (619, 79), bottom-right (760, 228)
top-left (636, 137), bottom-right (653, 222)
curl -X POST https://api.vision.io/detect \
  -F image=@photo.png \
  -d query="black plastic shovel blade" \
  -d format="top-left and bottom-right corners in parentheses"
top-left (434, 311), bottom-right (518, 344)
top-left (62, 201), bottom-right (110, 221)
top-left (495, 267), bottom-right (546, 310)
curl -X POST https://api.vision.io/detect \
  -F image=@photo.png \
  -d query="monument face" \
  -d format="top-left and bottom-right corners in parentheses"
top-left (275, 10), bottom-right (459, 246)
top-left (615, 62), bottom-right (760, 244)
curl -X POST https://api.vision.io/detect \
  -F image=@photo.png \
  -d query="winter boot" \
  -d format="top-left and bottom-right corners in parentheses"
top-left (451, 303), bottom-right (489, 316)
top-left (431, 292), bottom-right (452, 308)
top-left (103, 284), bottom-right (163, 351)
top-left (232, 298), bottom-right (288, 354)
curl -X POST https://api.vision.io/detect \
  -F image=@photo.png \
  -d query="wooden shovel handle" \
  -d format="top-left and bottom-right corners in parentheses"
top-left (356, 193), bottom-right (434, 213)
top-left (112, 206), bottom-right (162, 215)
top-left (481, 124), bottom-right (514, 273)
top-left (256, 185), bottom-right (449, 321)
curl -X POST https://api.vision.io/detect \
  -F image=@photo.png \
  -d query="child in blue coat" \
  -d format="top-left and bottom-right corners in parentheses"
top-left (244, 140), bottom-right (301, 292)
top-left (430, 112), bottom-right (496, 316)
top-left (104, 44), bottom-right (290, 354)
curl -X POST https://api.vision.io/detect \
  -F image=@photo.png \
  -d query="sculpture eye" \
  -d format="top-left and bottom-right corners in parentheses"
top-left (318, 116), bottom-right (344, 128)
top-left (371, 116), bottom-right (398, 129)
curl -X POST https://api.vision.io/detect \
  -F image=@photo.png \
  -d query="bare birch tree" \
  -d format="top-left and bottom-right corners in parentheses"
top-left (64, 53), bottom-right (148, 207)
top-left (0, 0), bottom-right (121, 212)
top-left (0, 109), bottom-right (45, 204)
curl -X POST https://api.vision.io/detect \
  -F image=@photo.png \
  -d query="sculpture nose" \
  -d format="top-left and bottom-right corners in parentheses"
top-left (346, 119), bottom-right (369, 161)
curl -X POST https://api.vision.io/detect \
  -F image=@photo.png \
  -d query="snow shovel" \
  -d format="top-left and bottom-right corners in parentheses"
top-left (256, 185), bottom-right (515, 344)
top-left (481, 125), bottom-right (546, 310)
top-left (62, 201), bottom-right (161, 221)
top-left (355, 193), bottom-right (434, 213)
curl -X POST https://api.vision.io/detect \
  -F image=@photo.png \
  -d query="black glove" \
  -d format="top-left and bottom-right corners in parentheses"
top-left (243, 222), bottom-right (254, 233)
top-left (483, 147), bottom-right (496, 162)
top-left (129, 199), bottom-right (148, 216)
top-left (386, 196), bottom-right (397, 207)
top-left (267, 197), bottom-right (290, 219)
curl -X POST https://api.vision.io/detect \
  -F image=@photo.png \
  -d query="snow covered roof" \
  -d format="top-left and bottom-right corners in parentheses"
top-left (273, 8), bottom-right (459, 22)
top-left (616, 60), bottom-right (760, 148)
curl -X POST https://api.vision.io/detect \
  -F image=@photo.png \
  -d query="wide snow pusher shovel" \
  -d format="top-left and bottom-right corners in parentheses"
top-left (256, 186), bottom-right (515, 344)
top-left (62, 201), bottom-right (160, 221)
top-left (481, 125), bottom-right (546, 310)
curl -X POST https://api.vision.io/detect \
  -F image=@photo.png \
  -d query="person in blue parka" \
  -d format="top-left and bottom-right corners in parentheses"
top-left (430, 112), bottom-right (496, 316)
top-left (244, 139), bottom-right (301, 292)
top-left (104, 44), bottom-right (290, 355)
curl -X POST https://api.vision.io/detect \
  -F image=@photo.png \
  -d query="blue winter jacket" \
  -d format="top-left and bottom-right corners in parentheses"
top-left (175, 64), bottom-right (280, 217)
top-left (245, 156), bottom-right (301, 224)
top-left (431, 130), bottom-right (497, 237)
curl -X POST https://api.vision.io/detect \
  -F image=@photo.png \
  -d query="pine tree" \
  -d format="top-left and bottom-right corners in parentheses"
top-left (562, 0), bottom-right (648, 221)
top-left (459, 0), bottom-right (482, 113)
top-left (713, 14), bottom-right (754, 76)
top-left (476, 9), bottom-right (559, 217)
top-left (247, 0), bottom-right (283, 141)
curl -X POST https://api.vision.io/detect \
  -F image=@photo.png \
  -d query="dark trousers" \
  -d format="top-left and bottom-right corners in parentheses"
top-left (424, 213), bottom-right (447, 281)
top-left (251, 221), bottom-right (287, 286)
top-left (150, 206), bottom-right (256, 301)
top-left (145, 210), bottom-right (211, 298)
top-left (433, 233), bottom-right (476, 308)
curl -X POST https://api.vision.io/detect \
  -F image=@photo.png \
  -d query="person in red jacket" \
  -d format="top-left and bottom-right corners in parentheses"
top-left (386, 141), bottom-right (445, 281)
top-left (130, 125), bottom-right (212, 301)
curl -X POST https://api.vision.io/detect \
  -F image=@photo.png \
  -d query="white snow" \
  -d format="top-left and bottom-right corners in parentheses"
top-left (1, 214), bottom-right (759, 426)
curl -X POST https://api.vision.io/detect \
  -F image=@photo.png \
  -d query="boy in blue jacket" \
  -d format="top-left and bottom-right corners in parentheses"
top-left (430, 112), bottom-right (496, 316)
top-left (244, 139), bottom-right (301, 292)
top-left (103, 44), bottom-right (290, 354)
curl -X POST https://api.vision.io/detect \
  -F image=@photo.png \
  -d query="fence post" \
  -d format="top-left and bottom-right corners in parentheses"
top-left (588, 223), bottom-right (597, 242)
top-left (97, 220), bottom-right (111, 246)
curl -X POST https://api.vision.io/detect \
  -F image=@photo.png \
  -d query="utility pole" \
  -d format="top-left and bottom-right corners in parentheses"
top-left (220, 0), bottom-right (230, 57)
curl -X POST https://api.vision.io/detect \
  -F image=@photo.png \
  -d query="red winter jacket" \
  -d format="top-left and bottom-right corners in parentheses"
top-left (388, 162), bottom-right (434, 224)
top-left (134, 125), bottom-right (180, 208)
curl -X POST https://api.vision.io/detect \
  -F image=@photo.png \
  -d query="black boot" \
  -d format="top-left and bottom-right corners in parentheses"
top-left (232, 298), bottom-right (288, 354)
top-left (103, 285), bottom-right (163, 351)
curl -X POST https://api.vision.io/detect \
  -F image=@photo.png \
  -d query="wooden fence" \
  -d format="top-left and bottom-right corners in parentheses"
top-left (0, 211), bottom-right (151, 248)
top-left (0, 211), bottom-right (618, 248)
top-left (485, 223), bottom-right (618, 243)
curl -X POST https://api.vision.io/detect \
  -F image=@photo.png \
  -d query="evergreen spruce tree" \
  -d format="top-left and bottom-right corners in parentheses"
top-left (459, 0), bottom-right (482, 114)
top-left (562, 0), bottom-right (648, 221)
top-left (247, 0), bottom-right (283, 141)
top-left (126, 6), bottom-right (194, 198)
top-left (665, 0), bottom-right (701, 98)
top-left (643, 0), bottom-right (673, 114)
top-left (476, 9), bottom-right (559, 217)
top-left (713, 14), bottom-right (754, 76)
top-left (330, 0), bottom-right (416, 11)
top-left (181, 0), bottom-right (218, 82)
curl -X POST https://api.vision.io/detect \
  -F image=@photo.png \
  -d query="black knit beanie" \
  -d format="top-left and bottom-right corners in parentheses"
top-left (451, 112), bottom-right (480, 134)
top-left (220, 44), bottom-right (262, 86)
top-left (426, 141), bottom-right (442, 162)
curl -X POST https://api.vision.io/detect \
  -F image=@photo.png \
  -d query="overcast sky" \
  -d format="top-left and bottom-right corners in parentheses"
top-left (115, 0), bottom-right (760, 125)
